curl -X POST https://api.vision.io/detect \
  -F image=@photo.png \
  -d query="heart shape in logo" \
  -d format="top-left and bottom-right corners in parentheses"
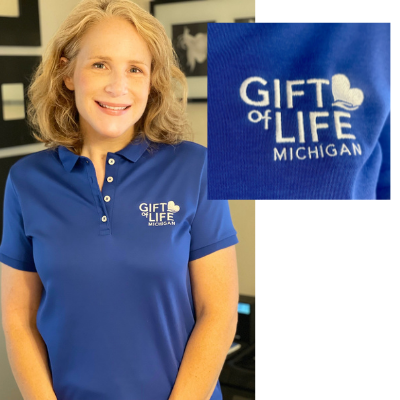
top-left (332, 74), bottom-right (364, 111)
top-left (167, 201), bottom-right (180, 213)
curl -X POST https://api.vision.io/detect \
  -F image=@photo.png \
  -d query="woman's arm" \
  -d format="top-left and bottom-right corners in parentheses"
top-left (1, 263), bottom-right (57, 400)
top-left (168, 245), bottom-right (239, 400)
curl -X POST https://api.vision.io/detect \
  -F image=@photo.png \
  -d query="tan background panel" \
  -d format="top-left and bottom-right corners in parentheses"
top-left (256, 201), bottom-right (392, 400)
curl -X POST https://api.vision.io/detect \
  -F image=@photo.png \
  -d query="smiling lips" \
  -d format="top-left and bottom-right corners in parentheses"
top-left (95, 100), bottom-right (131, 115)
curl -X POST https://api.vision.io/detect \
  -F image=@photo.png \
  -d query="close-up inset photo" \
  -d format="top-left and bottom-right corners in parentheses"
top-left (207, 23), bottom-right (390, 200)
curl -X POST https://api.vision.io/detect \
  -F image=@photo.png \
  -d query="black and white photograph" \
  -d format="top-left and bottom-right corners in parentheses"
top-left (172, 22), bottom-right (210, 77)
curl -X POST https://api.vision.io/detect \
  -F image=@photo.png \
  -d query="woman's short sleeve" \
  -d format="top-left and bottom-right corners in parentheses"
top-left (0, 171), bottom-right (36, 272)
top-left (189, 152), bottom-right (238, 261)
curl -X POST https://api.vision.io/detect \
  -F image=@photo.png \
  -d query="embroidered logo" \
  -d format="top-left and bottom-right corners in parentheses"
top-left (139, 201), bottom-right (180, 226)
top-left (239, 74), bottom-right (365, 162)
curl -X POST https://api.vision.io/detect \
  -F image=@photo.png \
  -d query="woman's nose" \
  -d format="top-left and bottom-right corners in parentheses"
top-left (104, 70), bottom-right (128, 96)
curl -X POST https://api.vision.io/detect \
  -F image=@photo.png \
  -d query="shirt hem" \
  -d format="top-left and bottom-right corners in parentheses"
top-left (0, 252), bottom-right (37, 272)
top-left (189, 234), bottom-right (238, 261)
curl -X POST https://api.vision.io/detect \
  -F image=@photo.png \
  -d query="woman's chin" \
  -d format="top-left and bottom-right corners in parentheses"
top-left (93, 126), bottom-right (133, 139)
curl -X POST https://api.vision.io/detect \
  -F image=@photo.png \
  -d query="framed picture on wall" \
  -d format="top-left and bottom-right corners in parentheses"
top-left (151, 0), bottom-right (210, 102)
top-left (0, 55), bottom-right (42, 148)
top-left (0, 0), bottom-right (41, 46)
top-left (151, 0), bottom-right (255, 101)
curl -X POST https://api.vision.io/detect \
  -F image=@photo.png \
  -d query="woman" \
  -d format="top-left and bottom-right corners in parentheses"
top-left (0, 1), bottom-right (239, 399)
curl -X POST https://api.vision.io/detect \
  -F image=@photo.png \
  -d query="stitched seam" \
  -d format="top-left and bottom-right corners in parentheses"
top-left (190, 233), bottom-right (237, 254)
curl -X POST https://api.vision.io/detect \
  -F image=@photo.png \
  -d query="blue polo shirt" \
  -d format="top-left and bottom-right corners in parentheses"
top-left (0, 138), bottom-right (238, 400)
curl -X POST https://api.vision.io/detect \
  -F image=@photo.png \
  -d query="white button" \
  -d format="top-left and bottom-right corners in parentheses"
top-left (104, 195), bottom-right (111, 202)
top-left (101, 215), bottom-right (107, 222)
top-left (107, 176), bottom-right (113, 182)
top-left (108, 158), bottom-right (115, 165)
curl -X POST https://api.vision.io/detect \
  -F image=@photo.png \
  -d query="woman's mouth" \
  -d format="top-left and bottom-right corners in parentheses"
top-left (95, 101), bottom-right (131, 115)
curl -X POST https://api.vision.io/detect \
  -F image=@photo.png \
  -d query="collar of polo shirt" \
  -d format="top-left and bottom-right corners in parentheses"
top-left (57, 138), bottom-right (150, 172)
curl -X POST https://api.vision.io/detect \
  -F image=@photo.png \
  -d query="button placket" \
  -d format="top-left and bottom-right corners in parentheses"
top-left (84, 158), bottom-right (111, 235)
top-left (101, 156), bottom-right (118, 232)
top-left (103, 158), bottom-right (115, 203)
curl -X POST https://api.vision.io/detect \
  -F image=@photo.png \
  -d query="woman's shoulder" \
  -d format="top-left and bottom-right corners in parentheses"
top-left (155, 139), bottom-right (206, 151)
top-left (154, 140), bottom-right (207, 161)
top-left (8, 147), bottom-right (58, 182)
top-left (177, 140), bottom-right (207, 152)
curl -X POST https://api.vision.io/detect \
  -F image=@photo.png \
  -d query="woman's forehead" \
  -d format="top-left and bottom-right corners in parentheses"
top-left (78, 17), bottom-right (152, 63)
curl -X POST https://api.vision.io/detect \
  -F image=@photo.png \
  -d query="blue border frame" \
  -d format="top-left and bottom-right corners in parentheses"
top-left (391, 22), bottom-right (400, 399)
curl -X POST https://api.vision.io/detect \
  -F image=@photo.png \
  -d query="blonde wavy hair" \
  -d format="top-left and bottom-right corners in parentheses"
top-left (27, 0), bottom-right (192, 155)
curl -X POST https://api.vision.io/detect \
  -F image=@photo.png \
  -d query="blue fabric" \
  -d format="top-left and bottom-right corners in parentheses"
top-left (0, 139), bottom-right (238, 400)
top-left (208, 23), bottom-right (390, 199)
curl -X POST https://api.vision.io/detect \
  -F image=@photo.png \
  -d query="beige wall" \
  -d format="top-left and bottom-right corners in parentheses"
top-left (0, 1), bottom-right (255, 398)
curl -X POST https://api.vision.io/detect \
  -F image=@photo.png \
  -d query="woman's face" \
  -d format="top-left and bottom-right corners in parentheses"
top-left (62, 16), bottom-right (152, 141)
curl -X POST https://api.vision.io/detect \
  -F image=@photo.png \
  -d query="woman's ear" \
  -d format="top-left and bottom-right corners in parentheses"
top-left (60, 57), bottom-right (74, 91)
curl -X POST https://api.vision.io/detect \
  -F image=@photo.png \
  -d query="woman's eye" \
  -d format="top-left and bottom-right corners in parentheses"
top-left (93, 63), bottom-right (105, 69)
top-left (92, 63), bottom-right (142, 73)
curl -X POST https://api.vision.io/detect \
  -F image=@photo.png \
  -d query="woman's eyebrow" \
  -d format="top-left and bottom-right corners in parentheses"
top-left (88, 55), bottom-right (149, 65)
